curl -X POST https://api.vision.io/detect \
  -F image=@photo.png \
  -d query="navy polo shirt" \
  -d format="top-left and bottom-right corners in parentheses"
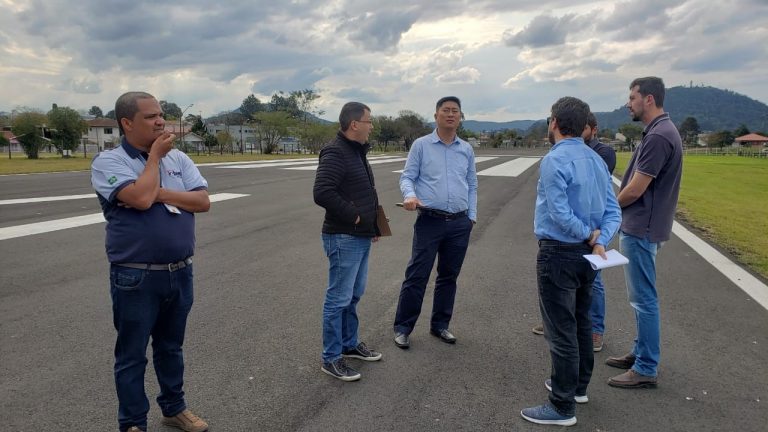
top-left (91, 138), bottom-right (208, 263)
top-left (619, 113), bottom-right (683, 242)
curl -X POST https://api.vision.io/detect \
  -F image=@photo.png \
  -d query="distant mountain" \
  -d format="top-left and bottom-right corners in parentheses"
top-left (595, 86), bottom-right (768, 133)
top-left (461, 119), bottom-right (536, 133)
top-left (428, 119), bottom-right (536, 133)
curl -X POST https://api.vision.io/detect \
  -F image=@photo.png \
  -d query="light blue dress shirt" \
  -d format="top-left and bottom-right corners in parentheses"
top-left (534, 137), bottom-right (621, 246)
top-left (400, 129), bottom-right (478, 221)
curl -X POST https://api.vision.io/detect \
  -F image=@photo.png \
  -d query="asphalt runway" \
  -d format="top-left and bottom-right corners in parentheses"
top-left (1, 148), bottom-right (766, 431)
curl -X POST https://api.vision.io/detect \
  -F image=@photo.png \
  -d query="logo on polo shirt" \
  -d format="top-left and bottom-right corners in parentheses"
top-left (108, 175), bottom-right (118, 185)
top-left (166, 169), bottom-right (182, 178)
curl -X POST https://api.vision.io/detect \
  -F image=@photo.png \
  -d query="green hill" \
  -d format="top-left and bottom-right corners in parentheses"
top-left (596, 86), bottom-right (768, 133)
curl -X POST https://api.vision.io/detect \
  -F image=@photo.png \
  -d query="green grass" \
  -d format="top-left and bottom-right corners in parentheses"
top-left (616, 152), bottom-right (768, 278)
top-left (0, 151), bottom-right (318, 174)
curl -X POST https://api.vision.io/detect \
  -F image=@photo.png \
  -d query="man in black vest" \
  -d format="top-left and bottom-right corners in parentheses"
top-left (313, 102), bottom-right (382, 382)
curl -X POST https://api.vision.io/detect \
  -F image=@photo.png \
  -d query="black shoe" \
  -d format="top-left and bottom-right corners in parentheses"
top-left (430, 328), bottom-right (457, 344)
top-left (321, 358), bottom-right (361, 382)
top-left (394, 332), bottom-right (410, 349)
top-left (343, 342), bottom-right (382, 361)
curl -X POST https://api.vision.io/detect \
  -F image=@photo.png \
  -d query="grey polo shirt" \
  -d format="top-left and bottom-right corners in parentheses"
top-left (619, 113), bottom-right (683, 242)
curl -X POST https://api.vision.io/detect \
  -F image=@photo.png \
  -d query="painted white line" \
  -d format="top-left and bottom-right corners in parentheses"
top-left (218, 160), bottom-right (319, 169)
top-left (0, 193), bottom-right (249, 241)
top-left (474, 156), bottom-right (499, 163)
top-left (392, 156), bottom-right (499, 174)
top-left (610, 175), bottom-right (768, 311)
top-left (286, 157), bottom-right (409, 171)
top-left (477, 157), bottom-right (540, 177)
top-left (0, 194), bottom-right (95, 205)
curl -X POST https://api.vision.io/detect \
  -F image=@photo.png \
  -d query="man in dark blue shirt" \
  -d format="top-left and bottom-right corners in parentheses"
top-left (606, 77), bottom-right (682, 389)
top-left (91, 92), bottom-right (210, 432)
top-left (521, 97), bottom-right (620, 427)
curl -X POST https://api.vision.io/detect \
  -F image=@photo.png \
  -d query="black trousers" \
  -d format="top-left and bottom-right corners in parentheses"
top-left (537, 240), bottom-right (596, 416)
top-left (394, 212), bottom-right (472, 334)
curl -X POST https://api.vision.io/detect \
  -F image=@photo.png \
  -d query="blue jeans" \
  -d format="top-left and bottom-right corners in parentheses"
top-left (537, 240), bottom-right (596, 417)
top-left (619, 231), bottom-right (660, 377)
top-left (394, 213), bottom-right (472, 334)
top-left (321, 233), bottom-right (372, 363)
top-left (589, 271), bottom-right (605, 334)
top-left (110, 264), bottom-right (194, 432)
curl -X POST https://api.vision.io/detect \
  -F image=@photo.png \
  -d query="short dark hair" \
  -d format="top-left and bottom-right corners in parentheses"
top-left (115, 91), bottom-right (156, 136)
top-left (436, 96), bottom-right (461, 111)
top-left (551, 97), bottom-right (590, 137)
top-left (587, 112), bottom-right (597, 129)
top-left (630, 76), bottom-right (665, 108)
top-left (339, 102), bottom-right (370, 132)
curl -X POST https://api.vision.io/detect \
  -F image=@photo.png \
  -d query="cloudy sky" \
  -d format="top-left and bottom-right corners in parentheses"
top-left (2, 0), bottom-right (767, 122)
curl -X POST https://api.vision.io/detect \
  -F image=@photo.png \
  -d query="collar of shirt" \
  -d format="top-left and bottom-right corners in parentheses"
top-left (643, 113), bottom-right (670, 136)
top-left (120, 137), bottom-right (147, 159)
top-left (429, 129), bottom-right (460, 146)
top-left (552, 136), bottom-right (585, 149)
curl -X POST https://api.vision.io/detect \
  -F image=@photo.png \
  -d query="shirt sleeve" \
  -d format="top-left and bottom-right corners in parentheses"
top-left (178, 151), bottom-right (208, 191)
top-left (596, 181), bottom-right (622, 246)
top-left (634, 135), bottom-right (672, 178)
top-left (90, 152), bottom-right (138, 202)
top-left (466, 147), bottom-right (478, 221)
top-left (399, 141), bottom-right (422, 199)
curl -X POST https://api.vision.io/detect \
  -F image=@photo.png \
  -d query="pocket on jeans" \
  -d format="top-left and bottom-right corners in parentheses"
top-left (110, 267), bottom-right (146, 291)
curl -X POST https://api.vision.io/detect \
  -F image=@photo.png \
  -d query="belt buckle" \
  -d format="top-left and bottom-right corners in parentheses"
top-left (168, 262), bottom-right (179, 272)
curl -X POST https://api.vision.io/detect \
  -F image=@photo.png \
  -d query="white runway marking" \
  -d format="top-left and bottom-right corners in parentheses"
top-left (0, 193), bottom-right (249, 241)
top-left (392, 156), bottom-right (499, 174)
top-left (610, 176), bottom-right (768, 311)
top-left (476, 157), bottom-right (541, 177)
top-left (285, 157), bottom-right (408, 171)
top-left (0, 194), bottom-right (95, 205)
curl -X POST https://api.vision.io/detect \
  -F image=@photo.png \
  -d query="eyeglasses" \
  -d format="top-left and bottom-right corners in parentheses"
top-left (546, 117), bottom-right (552, 126)
top-left (355, 119), bottom-right (372, 124)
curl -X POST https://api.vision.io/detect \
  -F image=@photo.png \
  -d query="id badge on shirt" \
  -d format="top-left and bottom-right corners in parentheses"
top-left (164, 203), bottom-right (181, 214)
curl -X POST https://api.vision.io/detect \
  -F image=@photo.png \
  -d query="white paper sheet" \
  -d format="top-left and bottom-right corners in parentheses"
top-left (583, 249), bottom-right (629, 270)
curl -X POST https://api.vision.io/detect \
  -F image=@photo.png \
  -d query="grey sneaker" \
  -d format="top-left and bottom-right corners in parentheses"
top-left (343, 342), bottom-right (382, 361)
top-left (521, 403), bottom-right (576, 426)
top-left (545, 378), bottom-right (588, 403)
top-left (321, 358), bottom-right (361, 382)
top-left (532, 324), bottom-right (544, 335)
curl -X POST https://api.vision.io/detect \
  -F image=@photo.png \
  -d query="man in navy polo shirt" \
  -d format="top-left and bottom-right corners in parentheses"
top-left (606, 77), bottom-right (682, 389)
top-left (91, 92), bottom-right (210, 432)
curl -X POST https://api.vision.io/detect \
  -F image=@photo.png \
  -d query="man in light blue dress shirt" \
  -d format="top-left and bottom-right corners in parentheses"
top-left (393, 96), bottom-right (478, 349)
top-left (521, 96), bottom-right (620, 427)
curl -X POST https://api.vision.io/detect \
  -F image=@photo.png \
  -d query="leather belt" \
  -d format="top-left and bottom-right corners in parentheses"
top-left (116, 257), bottom-right (193, 272)
top-left (418, 208), bottom-right (468, 220)
top-left (538, 239), bottom-right (591, 249)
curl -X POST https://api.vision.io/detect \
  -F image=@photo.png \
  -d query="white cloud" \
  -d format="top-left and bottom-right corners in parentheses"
top-left (0, 0), bottom-right (766, 122)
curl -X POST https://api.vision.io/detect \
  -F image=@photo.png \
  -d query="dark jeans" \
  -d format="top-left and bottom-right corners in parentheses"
top-left (110, 264), bottom-right (194, 432)
top-left (394, 212), bottom-right (472, 334)
top-left (537, 240), bottom-right (596, 416)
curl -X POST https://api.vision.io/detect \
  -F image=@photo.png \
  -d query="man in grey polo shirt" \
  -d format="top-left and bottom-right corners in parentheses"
top-left (91, 92), bottom-right (210, 432)
top-left (606, 77), bottom-right (682, 389)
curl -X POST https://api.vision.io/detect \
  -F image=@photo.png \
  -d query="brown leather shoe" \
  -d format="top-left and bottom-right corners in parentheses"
top-left (161, 409), bottom-right (209, 432)
top-left (605, 352), bottom-right (635, 369)
top-left (608, 369), bottom-right (657, 388)
top-left (592, 333), bottom-right (604, 352)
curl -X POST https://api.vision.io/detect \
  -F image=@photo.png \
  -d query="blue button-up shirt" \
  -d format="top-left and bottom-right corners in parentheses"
top-left (400, 129), bottom-right (478, 221)
top-left (534, 137), bottom-right (621, 246)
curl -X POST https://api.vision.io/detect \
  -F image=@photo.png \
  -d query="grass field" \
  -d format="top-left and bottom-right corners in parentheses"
top-left (616, 152), bottom-right (768, 279)
top-left (0, 152), bottom-right (317, 174)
